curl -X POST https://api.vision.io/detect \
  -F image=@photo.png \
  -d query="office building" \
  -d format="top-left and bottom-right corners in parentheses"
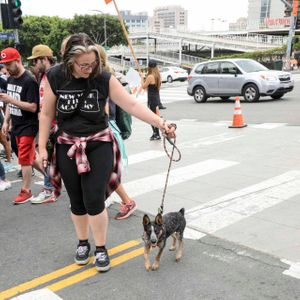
top-left (247, 0), bottom-right (288, 30)
top-left (120, 10), bottom-right (148, 32)
top-left (151, 6), bottom-right (187, 32)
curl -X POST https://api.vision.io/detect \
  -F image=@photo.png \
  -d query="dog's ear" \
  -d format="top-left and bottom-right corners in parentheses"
top-left (155, 213), bottom-right (163, 225)
top-left (143, 214), bottom-right (150, 225)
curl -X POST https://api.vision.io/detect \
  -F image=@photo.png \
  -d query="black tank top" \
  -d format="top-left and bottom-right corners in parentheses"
top-left (46, 64), bottom-right (111, 136)
top-left (147, 84), bottom-right (160, 107)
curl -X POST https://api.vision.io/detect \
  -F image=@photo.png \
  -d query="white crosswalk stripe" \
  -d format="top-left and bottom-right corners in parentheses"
top-left (136, 83), bottom-right (190, 105)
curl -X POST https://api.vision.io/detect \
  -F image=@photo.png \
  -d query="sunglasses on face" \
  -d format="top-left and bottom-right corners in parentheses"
top-left (74, 60), bottom-right (98, 71)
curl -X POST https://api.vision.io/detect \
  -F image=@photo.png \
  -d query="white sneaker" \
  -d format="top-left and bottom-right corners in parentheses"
top-left (0, 180), bottom-right (11, 192)
top-left (105, 197), bottom-right (115, 208)
top-left (31, 189), bottom-right (56, 204)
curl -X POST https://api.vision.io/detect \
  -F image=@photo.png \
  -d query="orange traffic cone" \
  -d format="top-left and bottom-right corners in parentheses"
top-left (228, 97), bottom-right (247, 128)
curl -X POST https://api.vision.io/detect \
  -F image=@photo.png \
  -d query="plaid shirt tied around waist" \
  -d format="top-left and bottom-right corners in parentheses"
top-left (48, 127), bottom-right (121, 198)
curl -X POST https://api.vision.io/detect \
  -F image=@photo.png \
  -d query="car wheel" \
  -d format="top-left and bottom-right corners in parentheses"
top-left (220, 97), bottom-right (230, 101)
top-left (271, 93), bottom-right (284, 100)
top-left (243, 84), bottom-right (260, 102)
top-left (193, 86), bottom-right (207, 103)
top-left (167, 76), bottom-right (173, 83)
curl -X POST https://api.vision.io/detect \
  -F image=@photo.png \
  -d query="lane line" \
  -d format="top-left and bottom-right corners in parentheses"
top-left (0, 240), bottom-right (141, 300)
top-left (47, 247), bottom-right (144, 293)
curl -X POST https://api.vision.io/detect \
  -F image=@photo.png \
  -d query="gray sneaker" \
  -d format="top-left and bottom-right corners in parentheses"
top-left (94, 249), bottom-right (110, 272)
top-left (74, 242), bottom-right (90, 265)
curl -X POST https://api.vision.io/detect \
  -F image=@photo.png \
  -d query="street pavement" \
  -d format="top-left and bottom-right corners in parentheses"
top-left (1, 82), bottom-right (300, 299)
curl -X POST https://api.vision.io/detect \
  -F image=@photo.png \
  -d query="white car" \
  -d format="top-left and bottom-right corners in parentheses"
top-left (160, 66), bottom-right (188, 83)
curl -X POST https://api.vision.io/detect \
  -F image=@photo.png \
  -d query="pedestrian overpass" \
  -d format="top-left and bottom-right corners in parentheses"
top-left (107, 29), bottom-right (287, 70)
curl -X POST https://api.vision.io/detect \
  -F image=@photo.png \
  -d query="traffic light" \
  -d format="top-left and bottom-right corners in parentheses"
top-left (1, 0), bottom-right (23, 29)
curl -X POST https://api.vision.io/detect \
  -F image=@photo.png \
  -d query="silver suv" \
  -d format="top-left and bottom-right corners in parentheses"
top-left (187, 58), bottom-right (294, 103)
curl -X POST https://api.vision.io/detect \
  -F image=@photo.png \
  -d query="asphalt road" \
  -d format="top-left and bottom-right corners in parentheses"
top-left (1, 79), bottom-right (300, 300)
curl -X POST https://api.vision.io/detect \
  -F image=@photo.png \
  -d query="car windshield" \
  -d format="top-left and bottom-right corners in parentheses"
top-left (235, 60), bottom-right (268, 73)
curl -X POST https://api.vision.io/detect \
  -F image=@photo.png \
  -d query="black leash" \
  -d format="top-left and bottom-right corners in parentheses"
top-left (158, 123), bottom-right (181, 215)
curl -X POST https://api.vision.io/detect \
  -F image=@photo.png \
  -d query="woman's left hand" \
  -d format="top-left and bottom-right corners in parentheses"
top-left (160, 119), bottom-right (176, 139)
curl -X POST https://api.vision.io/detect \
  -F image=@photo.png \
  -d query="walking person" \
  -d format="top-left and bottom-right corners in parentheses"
top-left (0, 159), bottom-right (11, 191)
top-left (0, 75), bottom-right (12, 169)
top-left (27, 44), bottom-right (57, 204)
top-left (38, 33), bottom-right (176, 272)
top-left (141, 60), bottom-right (162, 140)
top-left (97, 45), bottom-right (136, 220)
top-left (0, 47), bottom-right (41, 204)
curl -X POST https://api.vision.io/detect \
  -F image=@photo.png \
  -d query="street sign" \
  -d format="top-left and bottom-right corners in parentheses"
top-left (0, 32), bottom-right (14, 39)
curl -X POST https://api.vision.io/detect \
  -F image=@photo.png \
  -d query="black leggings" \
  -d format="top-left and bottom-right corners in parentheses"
top-left (56, 141), bottom-right (113, 216)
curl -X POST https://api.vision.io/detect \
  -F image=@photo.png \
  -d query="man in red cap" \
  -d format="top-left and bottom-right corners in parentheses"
top-left (0, 47), bottom-right (40, 204)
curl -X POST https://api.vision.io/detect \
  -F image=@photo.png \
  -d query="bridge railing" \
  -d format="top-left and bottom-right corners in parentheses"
top-left (129, 29), bottom-right (286, 50)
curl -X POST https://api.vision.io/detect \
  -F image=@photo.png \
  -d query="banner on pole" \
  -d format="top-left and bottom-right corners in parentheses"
top-left (104, 0), bottom-right (112, 4)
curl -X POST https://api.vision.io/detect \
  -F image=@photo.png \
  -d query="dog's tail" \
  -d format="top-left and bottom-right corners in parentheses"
top-left (179, 207), bottom-right (185, 216)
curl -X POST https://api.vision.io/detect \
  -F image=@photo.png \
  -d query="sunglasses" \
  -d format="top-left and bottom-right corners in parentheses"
top-left (75, 60), bottom-right (98, 71)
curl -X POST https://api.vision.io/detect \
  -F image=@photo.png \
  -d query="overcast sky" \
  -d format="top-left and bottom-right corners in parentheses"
top-left (21, 0), bottom-right (249, 31)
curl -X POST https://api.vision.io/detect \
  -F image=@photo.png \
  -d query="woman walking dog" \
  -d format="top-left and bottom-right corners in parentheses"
top-left (38, 33), bottom-right (176, 272)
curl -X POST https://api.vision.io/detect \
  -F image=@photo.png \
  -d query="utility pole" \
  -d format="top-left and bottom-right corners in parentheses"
top-left (90, 9), bottom-right (107, 48)
top-left (283, 0), bottom-right (298, 70)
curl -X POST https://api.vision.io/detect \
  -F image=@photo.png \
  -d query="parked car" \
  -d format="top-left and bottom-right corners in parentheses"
top-left (160, 66), bottom-right (188, 83)
top-left (187, 58), bottom-right (294, 103)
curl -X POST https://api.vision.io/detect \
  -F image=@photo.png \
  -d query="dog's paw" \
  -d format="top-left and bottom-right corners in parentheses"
top-left (169, 246), bottom-right (176, 251)
top-left (151, 263), bottom-right (159, 271)
top-left (175, 256), bottom-right (182, 262)
top-left (145, 263), bottom-right (151, 271)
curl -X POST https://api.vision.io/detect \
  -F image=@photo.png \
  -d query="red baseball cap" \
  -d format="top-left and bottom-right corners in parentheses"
top-left (0, 47), bottom-right (21, 63)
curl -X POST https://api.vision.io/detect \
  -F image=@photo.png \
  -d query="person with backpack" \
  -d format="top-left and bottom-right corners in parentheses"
top-left (97, 45), bottom-right (136, 220)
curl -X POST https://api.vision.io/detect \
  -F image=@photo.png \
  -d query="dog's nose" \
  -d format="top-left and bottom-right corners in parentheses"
top-left (151, 238), bottom-right (157, 244)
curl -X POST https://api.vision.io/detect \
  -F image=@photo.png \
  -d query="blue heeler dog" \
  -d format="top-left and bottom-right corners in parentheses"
top-left (142, 208), bottom-right (186, 271)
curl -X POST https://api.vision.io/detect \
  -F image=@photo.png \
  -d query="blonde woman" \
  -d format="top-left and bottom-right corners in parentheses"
top-left (141, 60), bottom-right (162, 140)
top-left (38, 33), bottom-right (176, 272)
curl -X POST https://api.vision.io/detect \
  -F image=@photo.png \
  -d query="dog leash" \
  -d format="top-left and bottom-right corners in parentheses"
top-left (158, 123), bottom-right (181, 215)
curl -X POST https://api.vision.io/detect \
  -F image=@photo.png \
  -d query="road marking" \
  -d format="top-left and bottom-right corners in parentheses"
top-left (124, 159), bottom-right (238, 198)
top-left (10, 288), bottom-right (63, 300)
top-left (0, 240), bottom-right (141, 300)
top-left (281, 259), bottom-right (300, 279)
top-left (47, 247), bottom-right (144, 293)
top-left (128, 150), bottom-right (165, 165)
top-left (108, 159), bottom-right (238, 204)
top-left (179, 133), bottom-right (244, 147)
top-left (184, 227), bottom-right (206, 240)
top-left (250, 123), bottom-right (287, 129)
top-left (186, 171), bottom-right (300, 233)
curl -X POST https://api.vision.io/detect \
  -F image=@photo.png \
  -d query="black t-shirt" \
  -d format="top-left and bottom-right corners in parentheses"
top-left (46, 64), bottom-right (111, 136)
top-left (0, 77), bottom-right (7, 126)
top-left (7, 71), bottom-right (39, 136)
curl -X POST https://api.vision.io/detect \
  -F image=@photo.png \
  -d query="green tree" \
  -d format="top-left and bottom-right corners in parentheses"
top-left (0, 14), bottom-right (127, 60)
top-left (68, 14), bottom-right (127, 47)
